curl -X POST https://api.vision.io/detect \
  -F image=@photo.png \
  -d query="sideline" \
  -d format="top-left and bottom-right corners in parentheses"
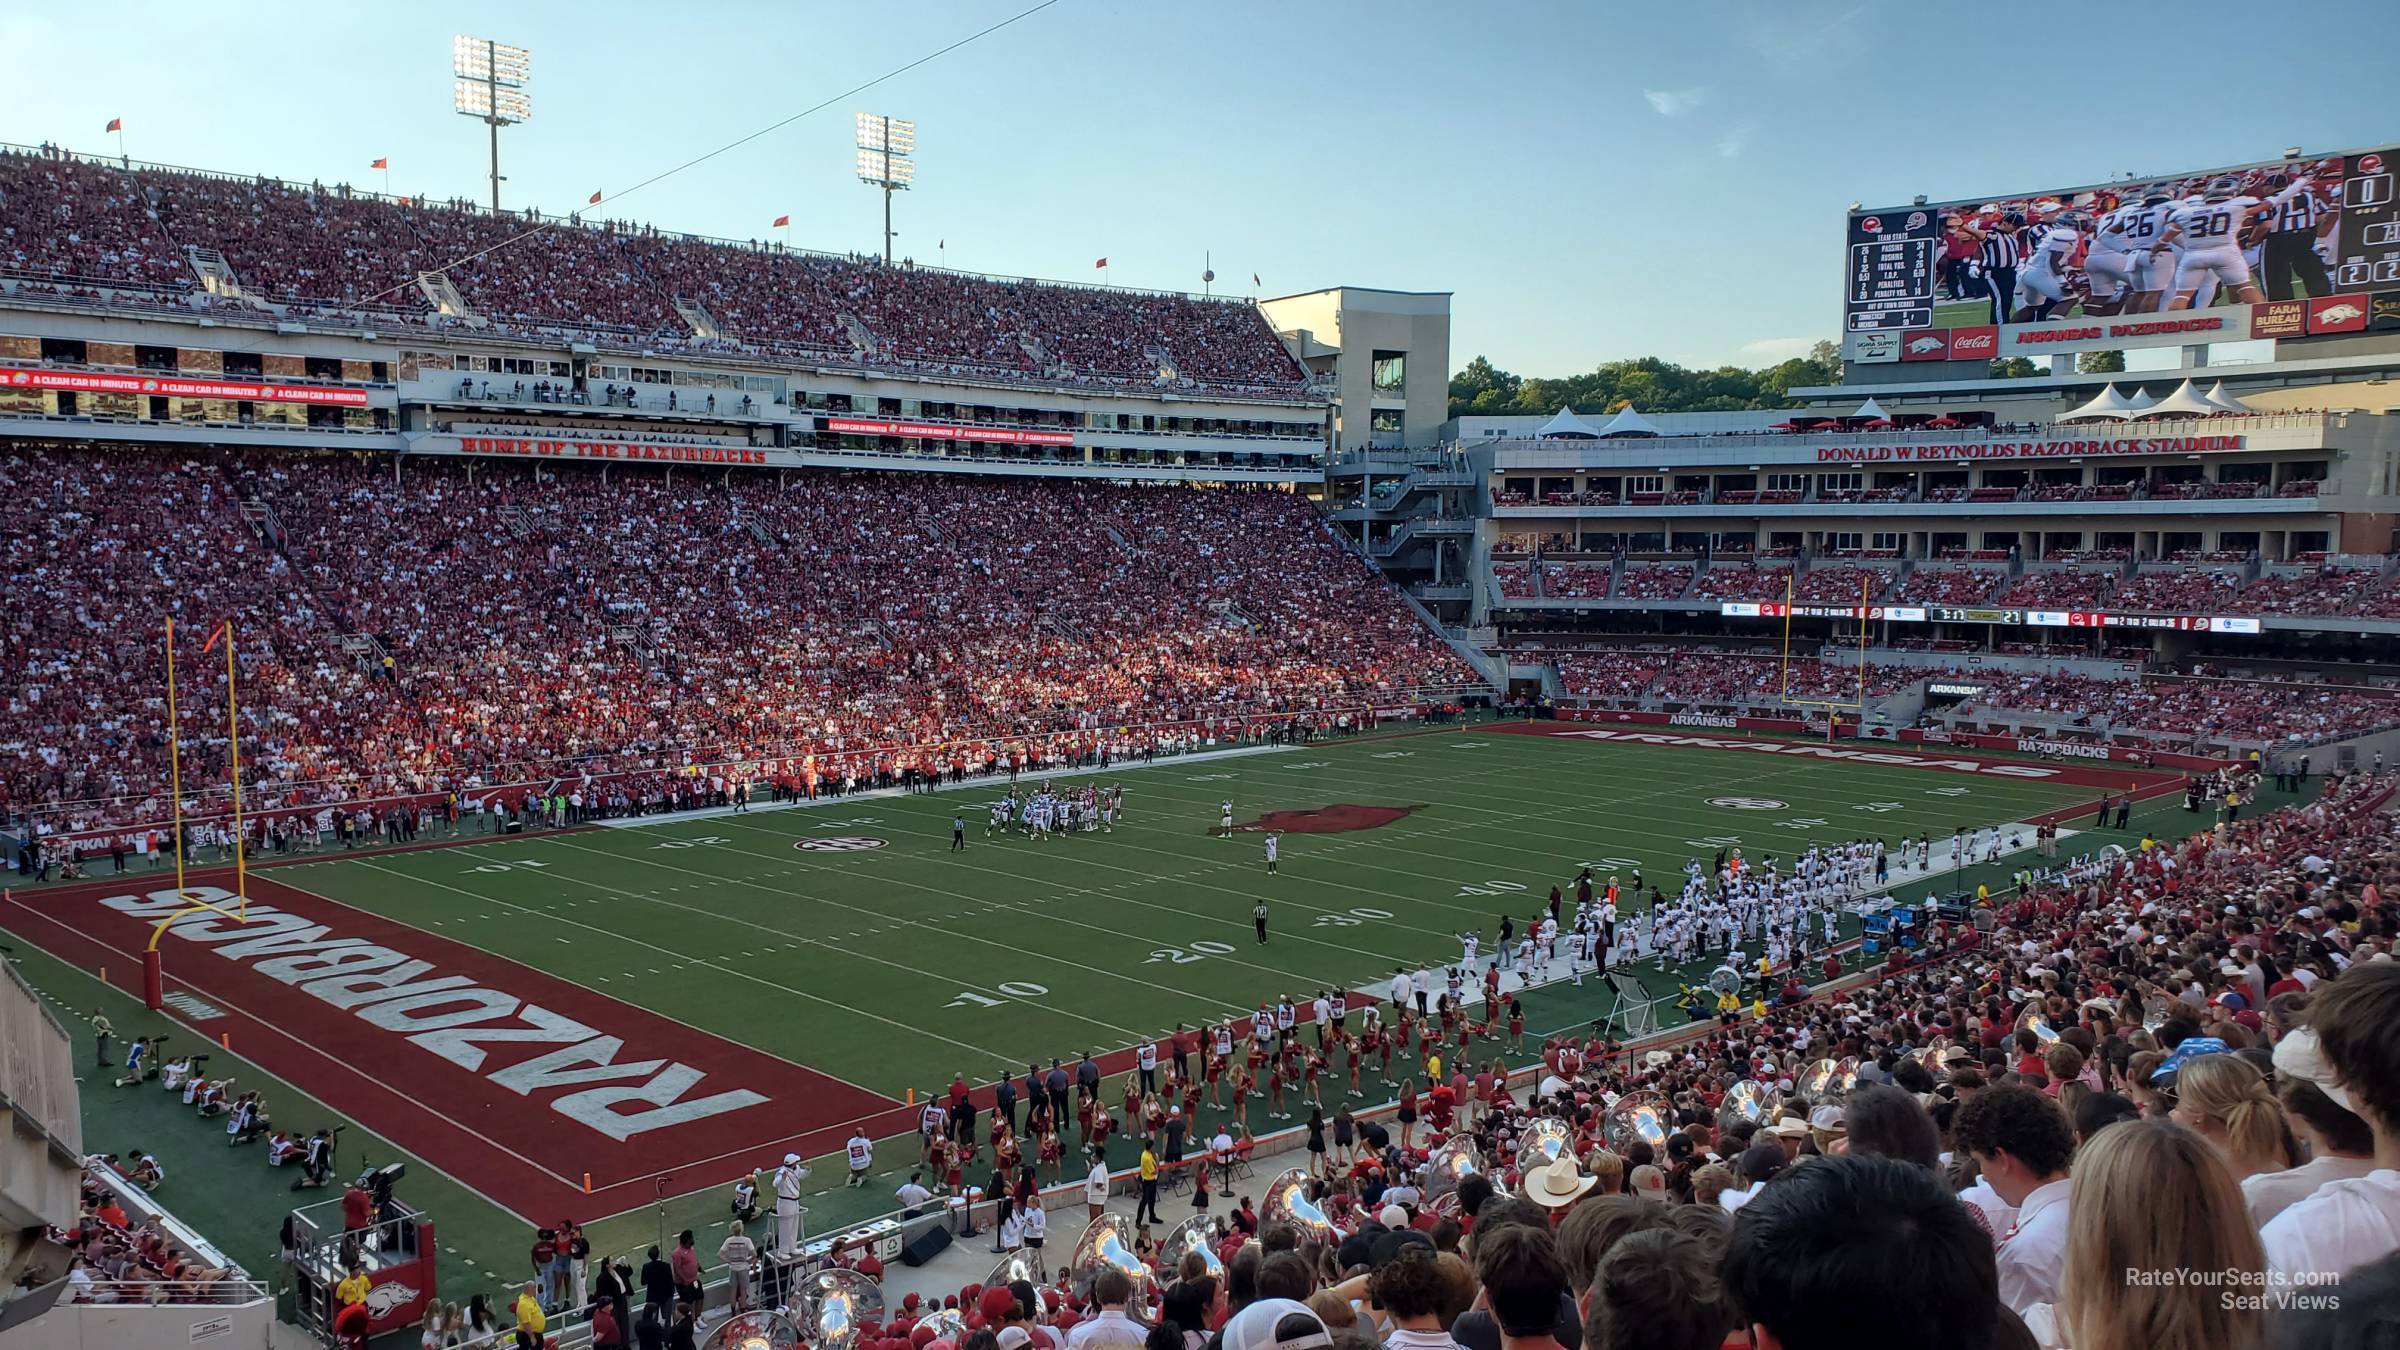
top-left (587, 740), bottom-right (1301, 829)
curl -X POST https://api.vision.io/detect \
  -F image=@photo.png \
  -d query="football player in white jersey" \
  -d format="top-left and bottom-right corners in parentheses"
top-left (2110, 188), bottom-right (2184, 313)
top-left (2013, 212), bottom-right (2087, 321)
top-left (2083, 202), bottom-right (2143, 316)
top-left (2158, 176), bottom-right (2269, 310)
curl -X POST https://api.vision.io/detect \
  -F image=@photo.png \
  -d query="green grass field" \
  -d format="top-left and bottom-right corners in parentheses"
top-left (11, 720), bottom-right (2219, 1310)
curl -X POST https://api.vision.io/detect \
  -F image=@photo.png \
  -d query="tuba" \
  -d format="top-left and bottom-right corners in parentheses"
top-left (1514, 1116), bottom-right (1573, 1171)
top-left (1798, 1057), bottom-right (1857, 1103)
top-left (1604, 1090), bottom-right (1671, 1154)
top-left (1066, 1211), bottom-right (1155, 1321)
top-left (1156, 1212), bottom-right (1226, 1282)
top-left (797, 1268), bottom-right (883, 1350)
top-left (2016, 1008), bottom-right (2060, 1045)
top-left (914, 1310), bottom-right (968, 1342)
top-left (1713, 1079), bottom-right (1782, 1135)
top-left (987, 1244), bottom-right (1044, 1291)
top-left (704, 1309), bottom-right (806, 1350)
top-left (1423, 1135), bottom-right (1483, 1204)
top-left (1260, 1168), bottom-right (1341, 1244)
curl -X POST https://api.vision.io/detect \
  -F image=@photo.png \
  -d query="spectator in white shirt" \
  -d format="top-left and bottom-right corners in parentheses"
top-left (1066, 1267), bottom-right (1147, 1350)
top-left (894, 1173), bottom-right (934, 1217)
top-left (2264, 966), bottom-right (2400, 1281)
top-left (2023, 1116), bottom-right (2264, 1350)
top-left (1084, 1148), bottom-right (1112, 1223)
top-left (2247, 1034), bottom-right (2381, 1226)
top-left (1953, 1083), bottom-right (2076, 1314)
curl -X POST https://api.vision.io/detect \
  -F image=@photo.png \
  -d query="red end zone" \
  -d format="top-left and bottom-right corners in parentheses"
top-left (1489, 720), bottom-right (2190, 804)
top-left (1, 873), bottom-right (905, 1220)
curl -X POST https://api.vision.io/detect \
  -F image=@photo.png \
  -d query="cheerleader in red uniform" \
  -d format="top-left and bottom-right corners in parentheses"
top-left (1038, 1121), bottom-right (1064, 1183)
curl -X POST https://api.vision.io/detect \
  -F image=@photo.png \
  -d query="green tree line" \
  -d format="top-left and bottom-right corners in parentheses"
top-left (1449, 343), bottom-right (2041, 419)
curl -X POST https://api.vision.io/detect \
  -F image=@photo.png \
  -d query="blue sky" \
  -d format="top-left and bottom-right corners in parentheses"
top-left (5, 1), bottom-right (2396, 375)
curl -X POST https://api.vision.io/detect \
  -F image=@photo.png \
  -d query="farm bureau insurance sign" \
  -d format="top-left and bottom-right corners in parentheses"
top-left (1815, 434), bottom-right (2243, 463)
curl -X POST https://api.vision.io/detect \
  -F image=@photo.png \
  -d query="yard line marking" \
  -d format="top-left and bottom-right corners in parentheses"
top-left (693, 814), bottom-right (1422, 967)
top-left (531, 835), bottom-right (1235, 1029)
top-left (397, 846), bottom-right (1172, 1044)
top-left (350, 860), bottom-right (1022, 1071)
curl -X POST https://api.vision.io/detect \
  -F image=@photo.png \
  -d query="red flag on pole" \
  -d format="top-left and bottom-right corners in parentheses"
top-left (1094, 257), bottom-right (1108, 270)
top-left (105, 117), bottom-right (122, 133)
top-left (371, 157), bottom-right (388, 170)
top-left (772, 215), bottom-right (789, 228)
top-left (588, 190), bottom-right (603, 205)
top-left (198, 620), bottom-right (229, 656)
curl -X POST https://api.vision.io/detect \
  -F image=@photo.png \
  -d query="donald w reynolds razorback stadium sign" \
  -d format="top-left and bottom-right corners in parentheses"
top-left (1815, 434), bottom-right (2243, 463)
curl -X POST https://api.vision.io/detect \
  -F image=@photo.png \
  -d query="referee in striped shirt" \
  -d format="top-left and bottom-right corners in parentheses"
top-left (1978, 213), bottom-right (2026, 326)
top-left (2262, 172), bottom-right (2335, 300)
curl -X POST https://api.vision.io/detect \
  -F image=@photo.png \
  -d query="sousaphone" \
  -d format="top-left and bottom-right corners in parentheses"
top-left (705, 1309), bottom-right (806, 1350)
top-left (1423, 1135), bottom-right (1483, 1203)
top-left (986, 1244), bottom-right (1043, 1291)
top-left (1066, 1211), bottom-right (1155, 1321)
top-left (797, 1268), bottom-right (883, 1350)
top-left (1259, 1168), bottom-right (1341, 1244)
top-left (1713, 1079), bottom-right (1782, 1135)
top-left (914, 1309), bottom-right (968, 1342)
top-left (1604, 1090), bottom-right (1671, 1154)
top-left (1156, 1212), bottom-right (1226, 1281)
top-left (1798, 1057), bottom-right (1857, 1102)
top-left (1514, 1116), bottom-right (1573, 1171)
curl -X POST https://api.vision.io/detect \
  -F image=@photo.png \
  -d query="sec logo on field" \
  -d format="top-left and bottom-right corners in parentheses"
top-left (795, 835), bottom-right (889, 852)
top-left (1707, 797), bottom-right (1788, 811)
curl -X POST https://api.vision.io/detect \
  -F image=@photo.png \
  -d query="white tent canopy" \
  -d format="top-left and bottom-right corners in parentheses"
top-left (2122, 386), bottom-right (2160, 412)
top-left (2202, 381), bottom-right (2254, 414)
top-left (1850, 396), bottom-right (1891, 421)
top-left (1534, 406), bottom-right (1602, 439)
top-left (1597, 405), bottom-right (1663, 438)
top-left (2140, 379), bottom-right (2225, 419)
top-left (2059, 383), bottom-right (2141, 422)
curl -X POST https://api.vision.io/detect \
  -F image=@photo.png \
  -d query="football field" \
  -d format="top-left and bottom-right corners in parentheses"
top-left (3, 720), bottom-right (2184, 1292)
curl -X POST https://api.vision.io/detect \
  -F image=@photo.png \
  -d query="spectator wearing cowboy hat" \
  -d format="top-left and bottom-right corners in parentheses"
top-left (1521, 1157), bottom-right (1595, 1214)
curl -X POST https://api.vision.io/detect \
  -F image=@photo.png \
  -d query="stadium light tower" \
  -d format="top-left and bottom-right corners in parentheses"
top-left (855, 112), bottom-right (916, 265)
top-left (453, 34), bottom-right (532, 212)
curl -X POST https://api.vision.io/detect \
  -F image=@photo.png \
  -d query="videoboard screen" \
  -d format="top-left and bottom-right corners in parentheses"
top-left (1843, 144), bottom-right (2400, 358)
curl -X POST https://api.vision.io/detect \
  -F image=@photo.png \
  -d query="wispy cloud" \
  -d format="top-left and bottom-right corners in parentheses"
top-left (1743, 1), bottom-right (1873, 70)
top-left (1737, 336), bottom-right (1817, 363)
top-left (1716, 123), bottom-right (1757, 158)
top-left (1643, 87), bottom-right (1710, 117)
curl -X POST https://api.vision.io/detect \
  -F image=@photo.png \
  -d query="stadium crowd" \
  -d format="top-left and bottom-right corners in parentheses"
top-left (1, 447), bottom-right (1476, 845)
top-left (600, 772), bottom-right (2400, 1350)
top-left (0, 149), bottom-right (1306, 396)
top-left (1950, 673), bottom-right (2400, 746)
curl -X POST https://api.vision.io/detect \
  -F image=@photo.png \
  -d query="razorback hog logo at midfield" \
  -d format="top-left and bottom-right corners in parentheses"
top-left (1229, 804), bottom-right (1427, 834)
